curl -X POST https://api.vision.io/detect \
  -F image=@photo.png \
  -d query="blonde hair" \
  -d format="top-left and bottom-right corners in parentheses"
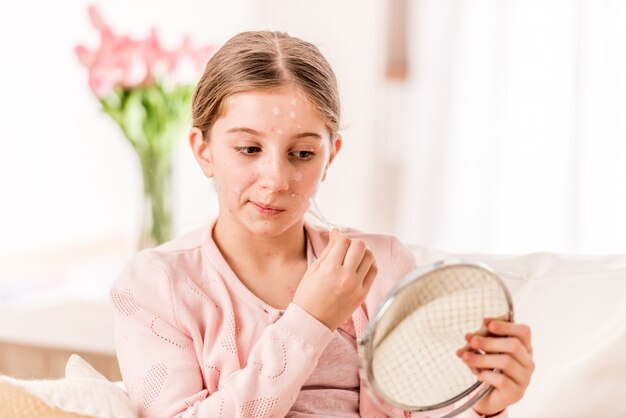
top-left (192, 31), bottom-right (341, 140)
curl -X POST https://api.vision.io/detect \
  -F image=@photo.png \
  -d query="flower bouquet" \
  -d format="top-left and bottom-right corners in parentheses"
top-left (75, 6), bottom-right (215, 248)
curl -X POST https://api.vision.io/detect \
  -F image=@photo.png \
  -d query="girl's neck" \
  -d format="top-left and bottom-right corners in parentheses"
top-left (212, 216), bottom-right (307, 269)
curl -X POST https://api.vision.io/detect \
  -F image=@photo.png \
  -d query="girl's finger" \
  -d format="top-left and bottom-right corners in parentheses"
top-left (461, 352), bottom-right (529, 387)
top-left (324, 232), bottom-right (352, 265)
top-left (485, 320), bottom-right (533, 354)
top-left (343, 239), bottom-right (367, 272)
top-left (475, 369), bottom-right (523, 402)
top-left (469, 335), bottom-right (533, 368)
top-left (311, 229), bottom-right (337, 269)
top-left (355, 251), bottom-right (374, 281)
top-left (456, 343), bottom-right (478, 358)
top-left (361, 256), bottom-right (378, 292)
top-left (321, 228), bottom-right (339, 256)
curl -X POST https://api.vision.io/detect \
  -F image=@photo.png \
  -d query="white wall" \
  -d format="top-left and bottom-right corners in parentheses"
top-left (390, 0), bottom-right (626, 255)
top-left (0, 0), bottom-right (255, 260)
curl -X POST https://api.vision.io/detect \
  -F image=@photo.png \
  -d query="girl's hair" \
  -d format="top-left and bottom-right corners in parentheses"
top-left (192, 31), bottom-right (341, 140)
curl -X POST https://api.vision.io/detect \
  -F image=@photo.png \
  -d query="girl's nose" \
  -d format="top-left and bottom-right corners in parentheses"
top-left (259, 155), bottom-right (290, 192)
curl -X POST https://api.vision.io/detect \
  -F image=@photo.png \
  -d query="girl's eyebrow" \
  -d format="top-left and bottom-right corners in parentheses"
top-left (226, 127), bottom-right (322, 140)
top-left (293, 132), bottom-right (323, 140)
top-left (226, 127), bottom-right (263, 136)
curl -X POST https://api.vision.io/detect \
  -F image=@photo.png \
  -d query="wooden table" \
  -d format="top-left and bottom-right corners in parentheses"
top-left (0, 302), bottom-right (121, 381)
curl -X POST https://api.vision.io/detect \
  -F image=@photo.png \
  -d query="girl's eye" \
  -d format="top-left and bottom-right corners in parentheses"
top-left (292, 151), bottom-right (314, 159)
top-left (235, 146), bottom-right (261, 155)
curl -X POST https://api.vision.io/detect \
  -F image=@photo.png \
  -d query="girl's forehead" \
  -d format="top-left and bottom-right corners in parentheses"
top-left (221, 87), bottom-right (321, 122)
top-left (226, 87), bottom-right (312, 108)
top-left (211, 87), bottom-right (332, 140)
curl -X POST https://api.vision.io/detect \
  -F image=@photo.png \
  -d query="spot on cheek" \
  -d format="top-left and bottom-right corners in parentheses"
top-left (276, 128), bottom-right (284, 135)
top-left (292, 172), bottom-right (303, 182)
top-left (289, 111), bottom-right (296, 119)
top-left (272, 106), bottom-right (282, 116)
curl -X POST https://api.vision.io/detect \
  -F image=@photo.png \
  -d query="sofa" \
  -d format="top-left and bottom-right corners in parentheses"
top-left (410, 246), bottom-right (626, 418)
top-left (1, 245), bottom-right (625, 418)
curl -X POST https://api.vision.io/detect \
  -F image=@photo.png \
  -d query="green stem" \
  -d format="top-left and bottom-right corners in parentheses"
top-left (138, 148), bottom-right (173, 246)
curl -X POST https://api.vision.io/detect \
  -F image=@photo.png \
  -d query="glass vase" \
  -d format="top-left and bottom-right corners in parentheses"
top-left (137, 149), bottom-right (174, 249)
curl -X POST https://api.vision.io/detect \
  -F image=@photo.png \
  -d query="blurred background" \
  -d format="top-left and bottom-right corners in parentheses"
top-left (0, 0), bottom-right (625, 364)
top-left (2, 0), bottom-right (626, 265)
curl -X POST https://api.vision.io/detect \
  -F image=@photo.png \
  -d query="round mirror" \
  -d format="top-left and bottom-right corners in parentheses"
top-left (359, 262), bottom-right (513, 417)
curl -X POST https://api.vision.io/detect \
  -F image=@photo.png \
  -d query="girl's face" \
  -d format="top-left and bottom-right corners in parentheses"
top-left (190, 85), bottom-right (341, 237)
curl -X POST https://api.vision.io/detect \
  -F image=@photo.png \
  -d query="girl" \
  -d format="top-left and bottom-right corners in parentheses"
top-left (112, 31), bottom-right (534, 418)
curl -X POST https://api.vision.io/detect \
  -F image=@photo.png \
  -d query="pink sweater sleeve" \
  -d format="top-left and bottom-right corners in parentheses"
top-left (112, 252), bottom-right (335, 418)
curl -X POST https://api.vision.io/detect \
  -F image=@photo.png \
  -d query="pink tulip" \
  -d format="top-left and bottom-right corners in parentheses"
top-left (164, 36), bottom-right (216, 86)
top-left (75, 6), bottom-right (159, 97)
top-left (76, 6), bottom-right (215, 97)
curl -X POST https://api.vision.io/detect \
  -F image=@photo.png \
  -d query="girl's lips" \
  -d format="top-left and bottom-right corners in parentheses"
top-left (251, 201), bottom-right (285, 215)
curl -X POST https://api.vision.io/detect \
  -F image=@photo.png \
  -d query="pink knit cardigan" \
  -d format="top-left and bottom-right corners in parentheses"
top-left (111, 220), bottom-right (504, 418)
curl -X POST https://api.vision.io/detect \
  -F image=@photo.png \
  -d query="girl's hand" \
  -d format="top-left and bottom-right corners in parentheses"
top-left (456, 319), bottom-right (535, 416)
top-left (293, 229), bottom-right (378, 331)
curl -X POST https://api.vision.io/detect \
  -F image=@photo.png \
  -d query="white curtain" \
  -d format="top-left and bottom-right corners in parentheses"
top-left (390, 0), bottom-right (626, 254)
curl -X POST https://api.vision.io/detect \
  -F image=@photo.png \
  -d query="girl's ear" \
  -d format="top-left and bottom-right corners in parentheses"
top-left (189, 127), bottom-right (214, 178)
top-left (322, 136), bottom-right (342, 181)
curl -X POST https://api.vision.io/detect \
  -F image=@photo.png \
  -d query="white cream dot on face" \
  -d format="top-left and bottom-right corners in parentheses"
top-left (292, 172), bottom-right (303, 182)
top-left (296, 124), bottom-right (302, 129)
top-left (290, 98), bottom-right (297, 107)
top-left (289, 111), bottom-right (296, 119)
top-left (272, 106), bottom-right (282, 116)
top-left (276, 128), bottom-right (284, 135)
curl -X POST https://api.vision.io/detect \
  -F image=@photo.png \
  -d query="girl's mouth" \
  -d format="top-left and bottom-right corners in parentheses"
top-left (251, 201), bottom-right (285, 215)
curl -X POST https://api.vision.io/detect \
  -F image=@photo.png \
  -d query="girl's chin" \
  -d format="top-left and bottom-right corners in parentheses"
top-left (244, 215), bottom-right (304, 235)
top-left (218, 206), bottom-right (306, 234)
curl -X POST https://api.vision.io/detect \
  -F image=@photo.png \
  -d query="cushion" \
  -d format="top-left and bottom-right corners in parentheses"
top-left (0, 354), bottom-right (135, 418)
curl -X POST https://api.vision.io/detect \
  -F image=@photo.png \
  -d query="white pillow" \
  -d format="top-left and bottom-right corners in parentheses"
top-left (0, 354), bottom-right (135, 418)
